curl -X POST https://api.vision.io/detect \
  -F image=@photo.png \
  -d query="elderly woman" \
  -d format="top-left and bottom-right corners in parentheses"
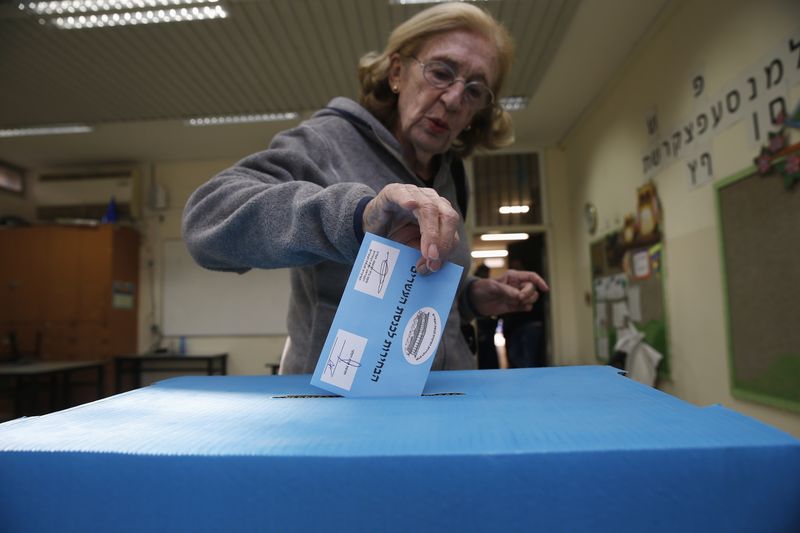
top-left (182, 2), bottom-right (548, 374)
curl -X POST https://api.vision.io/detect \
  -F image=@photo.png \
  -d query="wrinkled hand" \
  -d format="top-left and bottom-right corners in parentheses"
top-left (469, 270), bottom-right (549, 316)
top-left (363, 183), bottom-right (460, 274)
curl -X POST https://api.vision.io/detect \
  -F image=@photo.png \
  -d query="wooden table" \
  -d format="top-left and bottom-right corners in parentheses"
top-left (0, 360), bottom-right (105, 419)
top-left (114, 353), bottom-right (228, 393)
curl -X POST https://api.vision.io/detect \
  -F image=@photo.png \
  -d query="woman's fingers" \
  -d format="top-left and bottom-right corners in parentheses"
top-left (364, 184), bottom-right (460, 273)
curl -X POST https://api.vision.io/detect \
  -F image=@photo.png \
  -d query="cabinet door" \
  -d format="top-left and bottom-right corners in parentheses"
top-left (0, 228), bottom-right (49, 322)
top-left (77, 228), bottom-right (111, 321)
top-left (76, 322), bottom-right (110, 359)
top-left (2, 225), bottom-right (139, 361)
top-left (109, 226), bottom-right (139, 356)
top-left (44, 227), bottom-right (83, 321)
top-left (42, 321), bottom-right (82, 360)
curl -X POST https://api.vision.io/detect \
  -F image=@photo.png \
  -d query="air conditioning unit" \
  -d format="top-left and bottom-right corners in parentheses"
top-left (34, 165), bottom-right (141, 222)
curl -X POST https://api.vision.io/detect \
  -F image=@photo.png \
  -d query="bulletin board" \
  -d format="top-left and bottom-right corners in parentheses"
top-left (716, 166), bottom-right (800, 412)
top-left (590, 232), bottom-right (670, 378)
top-left (162, 239), bottom-right (291, 336)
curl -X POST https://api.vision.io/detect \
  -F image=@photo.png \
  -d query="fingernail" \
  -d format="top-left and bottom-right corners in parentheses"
top-left (428, 259), bottom-right (440, 273)
top-left (417, 262), bottom-right (429, 275)
top-left (428, 243), bottom-right (439, 260)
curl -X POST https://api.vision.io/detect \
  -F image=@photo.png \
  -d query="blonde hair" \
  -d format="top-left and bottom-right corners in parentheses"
top-left (358, 2), bottom-right (515, 158)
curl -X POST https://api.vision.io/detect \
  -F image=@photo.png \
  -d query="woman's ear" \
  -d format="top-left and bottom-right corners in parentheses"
top-left (388, 53), bottom-right (403, 92)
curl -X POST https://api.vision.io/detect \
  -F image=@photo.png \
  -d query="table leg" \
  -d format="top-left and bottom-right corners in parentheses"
top-left (115, 359), bottom-right (124, 393)
top-left (50, 372), bottom-right (59, 413)
top-left (13, 375), bottom-right (24, 418)
top-left (60, 370), bottom-right (70, 411)
top-left (135, 360), bottom-right (142, 389)
top-left (97, 364), bottom-right (105, 399)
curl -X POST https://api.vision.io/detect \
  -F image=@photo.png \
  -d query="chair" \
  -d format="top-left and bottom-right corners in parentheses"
top-left (3, 330), bottom-right (42, 365)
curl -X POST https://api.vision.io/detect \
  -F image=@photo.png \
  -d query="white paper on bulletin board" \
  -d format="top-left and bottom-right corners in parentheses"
top-left (162, 239), bottom-right (291, 336)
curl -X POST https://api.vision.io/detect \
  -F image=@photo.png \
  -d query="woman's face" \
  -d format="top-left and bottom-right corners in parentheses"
top-left (390, 30), bottom-right (498, 172)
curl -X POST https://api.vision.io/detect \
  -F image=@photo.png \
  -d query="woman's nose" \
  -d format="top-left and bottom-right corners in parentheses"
top-left (440, 82), bottom-right (466, 110)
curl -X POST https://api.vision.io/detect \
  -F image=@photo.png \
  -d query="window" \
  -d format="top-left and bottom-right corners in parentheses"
top-left (0, 161), bottom-right (24, 195)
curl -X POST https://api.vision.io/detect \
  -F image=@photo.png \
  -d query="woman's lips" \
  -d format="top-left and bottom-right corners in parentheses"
top-left (426, 116), bottom-right (450, 134)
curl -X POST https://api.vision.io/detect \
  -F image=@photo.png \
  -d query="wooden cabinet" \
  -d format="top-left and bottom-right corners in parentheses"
top-left (0, 224), bottom-right (139, 365)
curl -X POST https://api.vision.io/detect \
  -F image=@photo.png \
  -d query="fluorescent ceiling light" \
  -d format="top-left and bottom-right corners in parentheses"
top-left (185, 112), bottom-right (299, 126)
top-left (0, 124), bottom-right (93, 138)
top-left (19, 0), bottom-right (227, 29)
top-left (499, 96), bottom-right (529, 112)
top-left (498, 205), bottom-right (530, 214)
top-left (471, 250), bottom-right (508, 259)
top-left (52, 5), bottom-right (227, 28)
top-left (23, 0), bottom-right (220, 15)
top-left (483, 258), bottom-right (505, 269)
top-left (480, 233), bottom-right (529, 241)
top-left (389, 1), bottom-right (490, 4)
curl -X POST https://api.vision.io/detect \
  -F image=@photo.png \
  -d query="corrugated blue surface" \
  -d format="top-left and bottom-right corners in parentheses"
top-left (1, 366), bottom-right (798, 532)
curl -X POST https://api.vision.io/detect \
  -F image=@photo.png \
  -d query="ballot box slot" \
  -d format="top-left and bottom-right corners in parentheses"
top-left (272, 392), bottom-right (465, 399)
top-left (272, 394), bottom-right (341, 399)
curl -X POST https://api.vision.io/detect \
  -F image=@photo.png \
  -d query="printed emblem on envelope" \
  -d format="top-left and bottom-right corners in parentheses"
top-left (402, 307), bottom-right (441, 365)
top-left (354, 240), bottom-right (400, 299)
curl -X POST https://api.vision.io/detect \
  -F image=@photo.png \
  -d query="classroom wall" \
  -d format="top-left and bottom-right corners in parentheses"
top-left (128, 0), bottom-right (800, 437)
top-left (0, 186), bottom-right (36, 222)
top-left (136, 159), bottom-right (287, 377)
top-left (540, 146), bottom-right (581, 364)
top-left (550, 0), bottom-right (800, 437)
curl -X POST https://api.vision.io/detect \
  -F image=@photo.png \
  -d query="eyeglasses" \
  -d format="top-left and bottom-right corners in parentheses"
top-left (410, 56), bottom-right (495, 111)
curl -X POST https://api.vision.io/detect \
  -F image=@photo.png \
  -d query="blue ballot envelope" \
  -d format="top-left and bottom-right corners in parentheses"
top-left (311, 232), bottom-right (463, 397)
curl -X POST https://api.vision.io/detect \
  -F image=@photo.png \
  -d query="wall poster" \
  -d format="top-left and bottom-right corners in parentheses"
top-left (590, 183), bottom-right (670, 381)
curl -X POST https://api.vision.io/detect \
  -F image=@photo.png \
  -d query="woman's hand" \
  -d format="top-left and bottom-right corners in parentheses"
top-left (363, 183), bottom-right (460, 274)
top-left (469, 270), bottom-right (549, 316)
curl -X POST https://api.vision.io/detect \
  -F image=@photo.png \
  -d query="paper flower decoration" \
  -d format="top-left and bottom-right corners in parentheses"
top-left (781, 154), bottom-right (800, 188)
top-left (755, 147), bottom-right (773, 175)
top-left (786, 154), bottom-right (800, 174)
top-left (752, 100), bottom-right (800, 189)
top-left (767, 130), bottom-right (786, 153)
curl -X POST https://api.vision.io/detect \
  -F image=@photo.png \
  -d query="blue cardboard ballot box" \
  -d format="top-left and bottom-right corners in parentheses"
top-left (1, 366), bottom-right (798, 532)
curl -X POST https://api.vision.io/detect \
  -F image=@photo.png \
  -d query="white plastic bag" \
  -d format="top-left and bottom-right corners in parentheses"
top-left (614, 323), bottom-right (663, 386)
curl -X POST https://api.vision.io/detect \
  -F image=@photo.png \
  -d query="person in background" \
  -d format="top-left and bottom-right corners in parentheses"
top-left (502, 256), bottom-right (547, 368)
top-left (473, 264), bottom-right (500, 369)
top-left (182, 2), bottom-right (549, 374)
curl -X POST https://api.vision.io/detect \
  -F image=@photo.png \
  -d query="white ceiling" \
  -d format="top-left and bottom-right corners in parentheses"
top-left (0, 0), bottom-right (670, 169)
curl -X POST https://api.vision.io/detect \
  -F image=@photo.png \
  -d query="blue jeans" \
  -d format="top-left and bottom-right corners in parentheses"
top-left (506, 321), bottom-right (545, 368)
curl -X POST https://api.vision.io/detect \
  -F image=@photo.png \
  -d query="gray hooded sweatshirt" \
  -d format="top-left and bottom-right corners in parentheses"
top-left (182, 97), bottom-right (477, 374)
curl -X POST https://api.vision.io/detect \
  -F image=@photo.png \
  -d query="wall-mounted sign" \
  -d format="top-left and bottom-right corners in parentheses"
top-left (641, 31), bottom-right (800, 189)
